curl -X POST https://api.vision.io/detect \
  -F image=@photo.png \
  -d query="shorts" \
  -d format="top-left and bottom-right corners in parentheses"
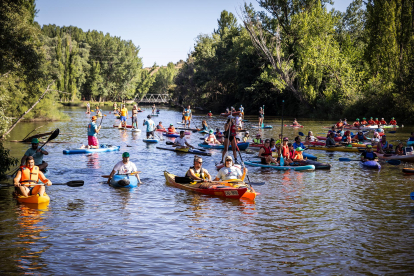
top-left (132, 116), bottom-right (137, 124)
top-left (260, 158), bottom-right (268, 164)
top-left (120, 116), bottom-right (127, 122)
top-left (147, 131), bottom-right (154, 137)
top-left (259, 115), bottom-right (264, 119)
top-left (184, 116), bottom-right (190, 121)
top-left (88, 136), bottom-right (99, 146)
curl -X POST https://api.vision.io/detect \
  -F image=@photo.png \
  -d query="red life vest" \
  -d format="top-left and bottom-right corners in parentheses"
top-left (260, 146), bottom-right (272, 157)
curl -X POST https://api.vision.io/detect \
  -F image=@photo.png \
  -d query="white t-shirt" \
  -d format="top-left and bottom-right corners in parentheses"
top-left (235, 116), bottom-right (242, 127)
top-left (113, 161), bottom-right (137, 174)
top-left (174, 137), bottom-right (187, 147)
top-left (216, 166), bottom-right (242, 181)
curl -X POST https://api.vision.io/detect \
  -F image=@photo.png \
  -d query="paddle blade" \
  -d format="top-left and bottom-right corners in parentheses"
top-left (166, 141), bottom-right (174, 145)
top-left (387, 159), bottom-right (401, 165)
top-left (175, 176), bottom-right (193, 184)
top-left (410, 192), bottom-right (414, 201)
top-left (66, 180), bottom-right (84, 187)
top-left (47, 129), bottom-right (60, 142)
top-left (299, 132), bottom-right (304, 136)
top-left (339, 158), bottom-right (352, 161)
top-left (247, 182), bottom-right (266, 186)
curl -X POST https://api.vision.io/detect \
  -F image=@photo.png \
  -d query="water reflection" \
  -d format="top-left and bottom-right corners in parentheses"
top-left (86, 153), bottom-right (100, 169)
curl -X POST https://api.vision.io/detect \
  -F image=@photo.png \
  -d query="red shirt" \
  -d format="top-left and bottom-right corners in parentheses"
top-left (368, 119), bottom-right (375, 124)
top-left (380, 120), bottom-right (387, 125)
top-left (389, 119), bottom-right (397, 125)
top-left (353, 122), bottom-right (360, 127)
top-left (374, 120), bottom-right (380, 124)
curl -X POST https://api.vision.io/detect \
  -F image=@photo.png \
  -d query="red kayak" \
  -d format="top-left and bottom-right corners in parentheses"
top-left (284, 124), bottom-right (304, 128)
top-left (317, 136), bottom-right (342, 142)
top-left (250, 144), bottom-right (264, 148)
top-left (220, 111), bottom-right (242, 117)
top-left (305, 141), bottom-right (325, 146)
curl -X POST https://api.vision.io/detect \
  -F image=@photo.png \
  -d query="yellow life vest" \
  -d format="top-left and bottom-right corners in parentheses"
top-left (186, 167), bottom-right (208, 180)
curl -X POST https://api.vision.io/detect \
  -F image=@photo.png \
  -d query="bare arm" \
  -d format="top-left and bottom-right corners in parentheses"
top-left (107, 169), bottom-right (116, 184)
top-left (14, 171), bottom-right (22, 187)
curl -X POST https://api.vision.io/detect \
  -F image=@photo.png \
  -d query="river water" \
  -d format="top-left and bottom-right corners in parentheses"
top-left (1, 107), bottom-right (414, 275)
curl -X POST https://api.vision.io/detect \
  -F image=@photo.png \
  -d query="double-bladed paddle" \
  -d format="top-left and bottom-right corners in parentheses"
top-left (1, 180), bottom-right (84, 188)
top-left (101, 172), bottom-right (142, 178)
top-left (165, 141), bottom-right (206, 151)
top-left (338, 157), bottom-right (401, 165)
top-left (174, 176), bottom-right (265, 186)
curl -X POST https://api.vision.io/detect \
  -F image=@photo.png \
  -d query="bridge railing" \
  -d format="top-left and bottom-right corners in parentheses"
top-left (136, 94), bottom-right (170, 103)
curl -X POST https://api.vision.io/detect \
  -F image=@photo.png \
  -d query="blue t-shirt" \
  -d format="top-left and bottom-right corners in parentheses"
top-left (24, 148), bottom-right (44, 165)
top-left (409, 137), bottom-right (414, 141)
top-left (144, 119), bottom-right (155, 132)
top-left (184, 109), bottom-right (191, 117)
top-left (88, 122), bottom-right (97, 137)
top-left (293, 142), bottom-right (305, 149)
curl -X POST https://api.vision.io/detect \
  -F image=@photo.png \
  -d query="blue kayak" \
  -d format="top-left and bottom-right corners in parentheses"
top-left (199, 130), bottom-right (209, 134)
top-left (407, 141), bottom-right (414, 146)
top-left (163, 133), bottom-right (180, 138)
top-left (252, 125), bottom-right (273, 129)
top-left (303, 152), bottom-right (317, 160)
top-left (244, 160), bottom-right (315, 171)
top-left (198, 142), bottom-right (249, 151)
top-left (110, 174), bottom-right (138, 188)
top-left (361, 161), bottom-right (381, 169)
top-left (143, 139), bottom-right (158, 143)
top-left (63, 146), bottom-right (120, 154)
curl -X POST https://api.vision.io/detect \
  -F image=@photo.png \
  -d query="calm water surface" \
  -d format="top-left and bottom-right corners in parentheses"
top-left (1, 107), bottom-right (414, 275)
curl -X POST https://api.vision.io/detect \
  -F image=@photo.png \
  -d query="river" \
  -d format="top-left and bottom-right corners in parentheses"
top-left (1, 107), bottom-right (414, 275)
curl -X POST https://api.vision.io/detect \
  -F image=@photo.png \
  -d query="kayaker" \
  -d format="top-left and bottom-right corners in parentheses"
top-left (305, 131), bottom-right (317, 143)
top-left (377, 135), bottom-right (391, 154)
top-left (87, 116), bottom-right (101, 149)
top-left (174, 131), bottom-right (193, 149)
top-left (204, 129), bottom-right (221, 144)
top-left (380, 118), bottom-right (387, 125)
top-left (408, 132), bottom-right (414, 142)
top-left (107, 152), bottom-right (141, 184)
top-left (361, 145), bottom-right (378, 161)
top-left (293, 136), bottom-right (305, 149)
top-left (374, 118), bottom-right (380, 125)
top-left (336, 119), bottom-right (343, 128)
top-left (258, 107), bottom-right (264, 128)
top-left (389, 117), bottom-right (397, 125)
top-left (152, 104), bottom-right (156, 115)
top-left (225, 107), bottom-right (230, 113)
top-left (21, 138), bottom-right (49, 172)
top-left (352, 131), bottom-right (367, 142)
top-left (353, 118), bottom-right (360, 127)
top-left (258, 139), bottom-right (278, 165)
top-left (253, 134), bottom-right (262, 144)
top-left (326, 132), bottom-right (338, 147)
top-left (183, 105), bottom-right (192, 128)
top-left (235, 113), bottom-right (243, 130)
top-left (240, 105), bottom-right (244, 119)
top-left (361, 118), bottom-right (368, 125)
top-left (395, 143), bottom-right (404, 155)
top-left (221, 116), bottom-right (238, 164)
top-left (371, 132), bottom-right (380, 145)
top-left (342, 131), bottom-right (352, 144)
top-left (14, 156), bottom-right (52, 197)
top-left (201, 120), bottom-right (208, 131)
top-left (292, 118), bottom-right (299, 126)
top-left (343, 118), bottom-right (348, 125)
top-left (120, 104), bottom-right (128, 127)
top-left (185, 156), bottom-right (212, 185)
top-left (156, 121), bottom-right (165, 131)
top-left (132, 105), bottom-right (138, 128)
top-left (143, 115), bottom-right (156, 139)
top-left (337, 126), bottom-right (345, 137)
top-left (368, 117), bottom-right (375, 125)
top-left (214, 156), bottom-right (246, 181)
top-left (243, 131), bottom-right (250, 142)
top-left (327, 126), bottom-right (337, 137)
top-left (207, 111), bottom-right (213, 117)
top-left (167, 124), bottom-right (176, 133)
top-left (231, 106), bottom-right (236, 113)
top-left (376, 125), bottom-right (384, 134)
top-left (86, 102), bottom-right (90, 113)
top-left (293, 147), bottom-right (306, 161)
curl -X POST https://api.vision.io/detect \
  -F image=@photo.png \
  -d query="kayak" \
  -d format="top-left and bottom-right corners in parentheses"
top-left (110, 174), bottom-right (138, 188)
top-left (294, 160), bottom-right (330, 170)
top-left (376, 153), bottom-right (414, 163)
top-left (198, 142), bottom-right (250, 151)
top-left (284, 125), bottom-right (304, 128)
top-left (252, 125), bottom-right (273, 129)
top-left (164, 171), bottom-right (247, 199)
top-left (244, 160), bottom-right (315, 171)
top-left (220, 111), bottom-right (242, 117)
top-left (303, 152), bottom-right (317, 160)
top-left (113, 125), bottom-right (132, 128)
top-left (177, 127), bottom-right (198, 131)
top-left (163, 133), bottom-right (180, 138)
top-left (63, 145), bottom-right (120, 154)
top-left (402, 168), bottom-right (414, 174)
top-left (307, 145), bottom-right (360, 152)
top-left (361, 161), bottom-right (381, 169)
top-left (156, 147), bottom-right (211, 156)
top-left (407, 141), bottom-right (414, 146)
top-left (143, 139), bottom-right (158, 143)
top-left (16, 192), bottom-right (50, 204)
top-left (150, 114), bottom-right (159, 117)
top-left (383, 125), bottom-right (399, 128)
top-left (155, 129), bottom-right (167, 132)
top-left (305, 141), bottom-right (326, 146)
top-left (351, 142), bottom-right (370, 148)
top-left (317, 136), bottom-right (343, 142)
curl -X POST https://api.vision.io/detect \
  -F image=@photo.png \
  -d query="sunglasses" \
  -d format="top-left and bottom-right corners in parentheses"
top-left (225, 160), bottom-right (232, 162)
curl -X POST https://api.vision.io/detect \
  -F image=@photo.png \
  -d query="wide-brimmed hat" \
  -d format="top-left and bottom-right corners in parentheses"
top-left (92, 116), bottom-right (97, 121)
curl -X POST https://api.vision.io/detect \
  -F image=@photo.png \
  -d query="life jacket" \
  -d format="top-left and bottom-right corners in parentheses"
top-left (156, 124), bottom-right (164, 129)
top-left (365, 151), bottom-right (375, 160)
top-left (260, 146), bottom-right (272, 157)
top-left (381, 141), bottom-right (389, 149)
top-left (346, 136), bottom-right (352, 143)
top-left (374, 120), bottom-right (380, 124)
top-left (20, 166), bottom-right (40, 184)
top-left (353, 122), bottom-right (360, 127)
top-left (389, 120), bottom-right (397, 125)
top-left (361, 120), bottom-right (367, 125)
top-left (186, 166), bottom-right (207, 180)
top-left (380, 120), bottom-right (387, 125)
top-left (168, 127), bottom-right (175, 133)
top-left (336, 122), bottom-right (343, 127)
top-left (253, 138), bottom-right (262, 144)
top-left (230, 124), bottom-right (236, 136)
top-left (368, 119), bottom-right (375, 124)
top-left (294, 151), bottom-right (303, 160)
top-left (282, 145), bottom-right (289, 157)
top-left (357, 134), bottom-right (365, 140)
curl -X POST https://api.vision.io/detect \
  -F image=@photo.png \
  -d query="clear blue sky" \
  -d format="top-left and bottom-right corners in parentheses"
top-left (36, 0), bottom-right (353, 67)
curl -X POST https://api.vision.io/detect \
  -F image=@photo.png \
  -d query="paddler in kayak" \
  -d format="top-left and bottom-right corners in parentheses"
top-left (173, 130), bottom-right (194, 149)
top-left (353, 118), bottom-right (360, 127)
top-left (292, 118), bottom-right (299, 126)
top-left (185, 156), bottom-right (212, 186)
top-left (167, 123), bottom-right (176, 133)
top-left (395, 143), bottom-right (404, 155)
top-left (371, 132), bottom-right (380, 145)
top-left (326, 132), bottom-right (339, 147)
top-left (14, 156), bottom-right (52, 197)
top-left (305, 131), bottom-right (317, 143)
top-left (374, 117), bottom-right (380, 125)
top-left (131, 105), bottom-right (138, 128)
top-left (87, 116), bottom-right (100, 149)
top-left (221, 116), bottom-right (238, 164)
top-left (143, 115), bottom-right (156, 139)
top-left (368, 117), bottom-right (375, 125)
top-left (258, 107), bottom-right (264, 128)
top-left (235, 113), bottom-right (243, 130)
top-left (204, 129), bottom-right (221, 144)
top-left (293, 136), bottom-right (305, 149)
top-left (214, 156), bottom-right (246, 181)
top-left (253, 134), bottom-right (263, 144)
top-left (380, 118), bottom-right (387, 125)
top-left (120, 104), bottom-right (128, 128)
top-left (21, 138), bottom-right (49, 172)
top-left (207, 111), bottom-right (213, 117)
top-left (352, 131), bottom-right (368, 142)
top-left (156, 121), bottom-right (166, 131)
top-left (240, 105), bottom-right (244, 119)
top-left (183, 105), bottom-right (192, 128)
top-left (107, 152), bottom-right (141, 184)
top-left (336, 119), bottom-right (343, 128)
top-left (389, 117), bottom-right (397, 125)
top-left (258, 139), bottom-right (279, 164)
top-left (361, 145), bottom-right (378, 161)
top-left (377, 135), bottom-right (392, 154)
top-left (327, 126), bottom-right (337, 137)
top-left (360, 118), bottom-right (368, 125)
top-left (343, 118), bottom-right (348, 125)
top-left (243, 131), bottom-right (250, 142)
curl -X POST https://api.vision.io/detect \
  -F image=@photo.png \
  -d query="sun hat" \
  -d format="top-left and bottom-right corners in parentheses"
top-left (356, 118), bottom-right (360, 120)
top-left (245, 131), bottom-right (249, 134)
top-left (225, 156), bottom-right (233, 161)
top-left (256, 134), bottom-right (261, 137)
top-left (122, 152), bottom-right (130, 158)
top-left (366, 145), bottom-right (373, 148)
top-left (31, 138), bottom-right (39, 144)
top-left (391, 117), bottom-right (395, 119)
top-left (170, 123), bottom-right (174, 126)
top-left (283, 137), bottom-right (289, 141)
top-left (92, 116), bottom-right (97, 121)
top-left (295, 147), bottom-right (304, 151)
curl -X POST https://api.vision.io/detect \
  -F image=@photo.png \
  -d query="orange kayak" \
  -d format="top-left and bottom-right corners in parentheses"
top-left (16, 192), bottom-right (50, 204)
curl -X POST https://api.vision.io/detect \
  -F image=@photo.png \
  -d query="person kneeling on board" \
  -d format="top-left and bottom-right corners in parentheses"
top-left (107, 152), bottom-right (141, 184)
top-left (173, 131), bottom-right (193, 149)
top-left (258, 139), bottom-right (279, 165)
top-left (14, 156), bottom-right (52, 197)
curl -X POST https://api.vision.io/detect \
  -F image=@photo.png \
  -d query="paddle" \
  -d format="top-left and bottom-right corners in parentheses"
top-left (338, 158), bottom-right (401, 165)
top-left (261, 105), bottom-right (265, 128)
top-left (299, 132), bottom-right (304, 136)
top-left (101, 172), bottom-right (142, 178)
top-left (22, 125), bottom-right (44, 141)
top-left (166, 141), bottom-right (206, 151)
top-left (279, 100), bottom-right (285, 166)
top-left (410, 192), bottom-right (414, 201)
top-left (235, 143), bottom-right (265, 185)
top-left (1, 180), bottom-right (84, 188)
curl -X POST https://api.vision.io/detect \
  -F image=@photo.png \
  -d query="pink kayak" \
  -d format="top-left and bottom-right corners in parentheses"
top-left (284, 124), bottom-right (304, 128)
top-left (305, 141), bottom-right (325, 146)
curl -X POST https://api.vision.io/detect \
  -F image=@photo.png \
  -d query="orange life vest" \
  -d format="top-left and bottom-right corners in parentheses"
top-left (336, 122), bottom-right (343, 127)
top-left (282, 145), bottom-right (289, 157)
top-left (168, 127), bottom-right (176, 133)
top-left (361, 120), bottom-right (367, 125)
top-left (389, 120), bottom-right (397, 125)
top-left (294, 151), bottom-right (303, 160)
top-left (20, 166), bottom-right (40, 185)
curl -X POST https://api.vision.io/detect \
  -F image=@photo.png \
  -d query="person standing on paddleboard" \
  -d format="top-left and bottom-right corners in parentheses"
top-left (258, 107), bottom-right (264, 128)
top-left (87, 116), bottom-right (101, 149)
top-left (143, 115), bottom-right (155, 139)
top-left (221, 116), bottom-right (238, 164)
top-left (183, 105), bottom-right (192, 128)
top-left (240, 105), bottom-right (244, 119)
top-left (107, 152), bottom-right (141, 184)
top-left (132, 105), bottom-right (138, 128)
top-left (86, 102), bottom-right (90, 113)
top-left (21, 138), bottom-right (49, 172)
top-left (120, 104), bottom-right (128, 128)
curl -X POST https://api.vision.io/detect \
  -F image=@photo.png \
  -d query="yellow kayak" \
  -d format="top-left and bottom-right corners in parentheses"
top-left (16, 192), bottom-right (50, 204)
top-left (307, 145), bottom-right (360, 152)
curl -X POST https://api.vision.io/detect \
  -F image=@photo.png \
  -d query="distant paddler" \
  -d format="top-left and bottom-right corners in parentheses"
top-left (87, 116), bottom-right (101, 149)
top-left (143, 115), bottom-right (156, 139)
top-left (21, 138), bottom-right (49, 172)
top-left (107, 152), bottom-right (141, 184)
top-left (132, 105), bottom-right (138, 128)
top-left (14, 156), bottom-right (52, 197)
top-left (221, 116), bottom-right (238, 164)
top-left (183, 105), bottom-right (192, 128)
top-left (207, 111), bottom-right (213, 117)
top-left (292, 118), bottom-right (299, 126)
top-left (156, 121), bottom-right (166, 131)
top-left (120, 104), bottom-right (128, 128)
top-left (336, 119), bottom-right (343, 128)
top-left (374, 117), bottom-right (380, 125)
top-left (86, 102), bottom-right (90, 113)
top-left (113, 102), bottom-right (118, 112)
top-left (239, 105), bottom-right (244, 119)
top-left (380, 118), bottom-right (387, 125)
top-left (368, 117), bottom-right (375, 125)
top-left (204, 129), bottom-right (221, 144)
top-left (258, 107), bottom-right (264, 128)
top-left (152, 104), bottom-right (156, 115)
top-left (389, 117), bottom-right (397, 125)
top-left (353, 118), bottom-right (360, 127)
top-left (360, 117), bottom-right (368, 125)
top-left (235, 113), bottom-right (243, 130)
top-left (173, 131), bottom-right (193, 149)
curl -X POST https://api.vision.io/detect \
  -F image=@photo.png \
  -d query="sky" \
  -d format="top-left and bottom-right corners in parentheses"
top-left (36, 0), bottom-right (353, 67)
